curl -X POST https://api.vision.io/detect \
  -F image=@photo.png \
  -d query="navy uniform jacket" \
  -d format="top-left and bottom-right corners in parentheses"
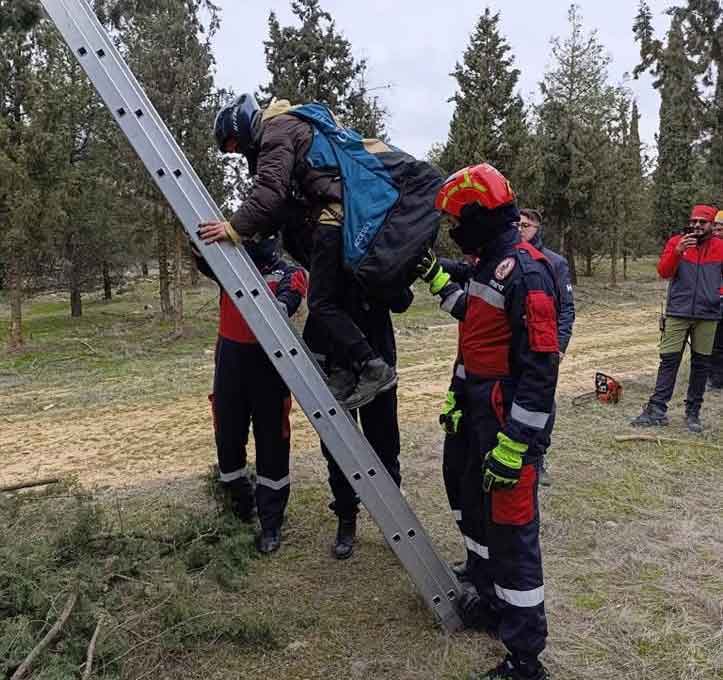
top-left (436, 231), bottom-right (560, 447)
top-left (529, 233), bottom-right (575, 353)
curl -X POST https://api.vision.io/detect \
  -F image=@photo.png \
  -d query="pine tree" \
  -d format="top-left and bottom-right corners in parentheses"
top-left (635, 3), bottom-right (701, 239)
top-left (33, 21), bottom-right (126, 318)
top-left (100, 0), bottom-right (226, 333)
top-left (0, 3), bottom-right (46, 349)
top-left (260, 0), bottom-right (386, 136)
top-left (675, 0), bottom-right (723, 205)
top-left (621, 100), bottom-right (652, 279)
top-left (537, 4), bottom-right (619, 283)
top-left (0, 0), bottom-right (41, 34)
top-left (439, 8), bottom-right (527, 180)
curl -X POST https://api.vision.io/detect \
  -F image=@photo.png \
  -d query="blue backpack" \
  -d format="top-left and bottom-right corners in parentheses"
top-left (291, 103), bottom-right (399, 267)
top-left (290, 103), bottom-right (442, 297)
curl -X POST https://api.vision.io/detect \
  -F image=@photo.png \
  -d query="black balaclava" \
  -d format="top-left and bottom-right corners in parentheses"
top-left (450, 202), bottom-right (521, 256)
top-left (243, 236), bottom-right (280, 274)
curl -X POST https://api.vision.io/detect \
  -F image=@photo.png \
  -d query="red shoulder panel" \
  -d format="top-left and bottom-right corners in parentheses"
top-left (516, 241), bottom-right (547, 262)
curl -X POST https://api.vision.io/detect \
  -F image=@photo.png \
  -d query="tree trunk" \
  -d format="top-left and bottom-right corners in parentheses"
top-left (157, 213), bottom-right (172, 320)
top-left (70, 287), bottom-right (82, 317)
top-left (610, 223), bottom-right (618, 287)
top-left (141, 261), bottom-right (149, 277)
top-left (189, 252), bottom-right (199, 288)
top-left (563, 225), bottom-right (577, 284)
top-left (623, 250), bottom-right (628, 280)
top-left (69, 261), bottom-right (82, 318)
top-left (7, 264), bottom-right (24, 350)
top-left (102, 261), bottom-right (112, 300)
top-left (584, 251), bottom-right (593, 277)
top-left (173, 224), bottom-right (184, 336)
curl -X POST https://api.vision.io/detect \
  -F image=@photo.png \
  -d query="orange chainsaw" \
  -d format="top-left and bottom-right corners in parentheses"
top-left (572, 372), bottom-right (623, 406)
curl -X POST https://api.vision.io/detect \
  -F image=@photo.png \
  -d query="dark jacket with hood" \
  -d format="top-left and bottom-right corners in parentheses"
top-left (228, 100), bottom-right (343, 247)
top-left (529, 232), bottom-right (575, 353)
top-left (227, 101), bottom-right (442, 300)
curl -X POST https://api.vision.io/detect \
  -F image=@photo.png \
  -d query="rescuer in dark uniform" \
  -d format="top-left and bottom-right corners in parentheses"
top-left (418, 164), bottom-right (559, 680)
top-left (195, 236), bottom-right (307, 555)
top-left (302, 286), bottom-right (413, 559)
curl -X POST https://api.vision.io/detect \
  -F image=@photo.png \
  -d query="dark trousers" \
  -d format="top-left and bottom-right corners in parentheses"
top-left (445, 378), bottom-right (547, 663)
top-left (649, 351), bottom-right (711, 415)
top-left (303, 282), bottom-right (401, 519)
top-left (212, 338), bottom-right (291, 531)
top-left (308, 224), bottom-right (374, 366)
top-left (321, 387), bottom-right (402, 518)
top-left (650, 317), bottom-right (717, 414)
top-left (711, 322), bottom-right (723, 388)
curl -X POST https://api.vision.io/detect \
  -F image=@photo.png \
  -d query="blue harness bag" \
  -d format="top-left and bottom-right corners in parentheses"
top-left (290, 103), bottom-right (400, 269)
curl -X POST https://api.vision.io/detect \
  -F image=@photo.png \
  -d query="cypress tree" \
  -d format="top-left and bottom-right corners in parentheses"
top-left (675, 0), bottom-right (723, 205)
top-left (537, 4), bottom-right (617, 283)
top-left (260, 0), bottom-right (386, 137)
top-left (439, 8), bottom-right (527, 179)
top-left (635, 3), bottom-right (701, 239)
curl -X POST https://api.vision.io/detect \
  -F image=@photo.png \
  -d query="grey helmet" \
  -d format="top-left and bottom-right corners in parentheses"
top-left (214, 93), bottom-right (261, 158)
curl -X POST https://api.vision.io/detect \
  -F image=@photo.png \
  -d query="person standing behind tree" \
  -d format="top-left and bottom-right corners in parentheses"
top-left (709, 210), bottom-right (723, 391)
top-left (518, 209), bottom-right (575, 487)
top-left (631, 205), bottom-right (723, 432)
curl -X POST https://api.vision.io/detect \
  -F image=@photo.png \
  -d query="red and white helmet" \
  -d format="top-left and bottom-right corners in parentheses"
top-left (435, 163), bottom-right (515, 218)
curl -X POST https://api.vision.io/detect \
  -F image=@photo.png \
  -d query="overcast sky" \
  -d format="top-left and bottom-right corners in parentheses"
top-left (211, 1), bottom-right (673, 159)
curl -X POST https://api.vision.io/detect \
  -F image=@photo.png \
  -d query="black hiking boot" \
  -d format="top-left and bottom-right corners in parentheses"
top-left (451, 560), bottom-right (472, 583)
top-left (226, 477), bottom-right (256, 523)
top-left (470, 655), bottom-right (549, 680)
top-left (457, 584), bottom-right (499, 636)
top-left (333, 516), bottom-right (356, 560)
top-left (326, 366), bottom-right (357, 402)
top-left (685, 412), bottom-right (704, 434)
top-left (630, 403), bottom-right (669, 427)
top-left (343, 358), bottom-right (397, 411)
top-left (256, 528), bottom-right (282, 555)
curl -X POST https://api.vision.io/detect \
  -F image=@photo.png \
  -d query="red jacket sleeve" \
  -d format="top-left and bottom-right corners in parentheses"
top-left (275, 265), bottom-right (307, 317)
top-left (657, 236), bottom-right (682, 279)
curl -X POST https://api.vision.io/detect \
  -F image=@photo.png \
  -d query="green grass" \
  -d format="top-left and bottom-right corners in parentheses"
top-left (0, 477), bottom-right (267, 679)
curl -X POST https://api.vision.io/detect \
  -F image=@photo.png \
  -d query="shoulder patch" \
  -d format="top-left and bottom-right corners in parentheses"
top-left (495, 257), bottom-right (516, 280)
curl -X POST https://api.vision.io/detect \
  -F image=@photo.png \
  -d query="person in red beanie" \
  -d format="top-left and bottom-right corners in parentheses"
top-left (631, 204), bottom-right (723, 432)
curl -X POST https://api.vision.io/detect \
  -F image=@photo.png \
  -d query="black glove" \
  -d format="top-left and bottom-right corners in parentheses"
top-left (416, 248), bottom-right (441, 282)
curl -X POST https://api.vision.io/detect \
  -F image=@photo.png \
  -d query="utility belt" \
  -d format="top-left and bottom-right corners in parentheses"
top-left (459, 364), bottom-right (514, 386)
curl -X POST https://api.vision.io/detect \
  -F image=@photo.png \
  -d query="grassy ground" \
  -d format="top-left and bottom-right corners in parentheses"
top-left (1, 260), bottom-right (722, 679)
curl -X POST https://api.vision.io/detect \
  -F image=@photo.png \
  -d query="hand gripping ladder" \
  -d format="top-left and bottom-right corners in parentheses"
top-left (40, 0), bottom-right (463, 632)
